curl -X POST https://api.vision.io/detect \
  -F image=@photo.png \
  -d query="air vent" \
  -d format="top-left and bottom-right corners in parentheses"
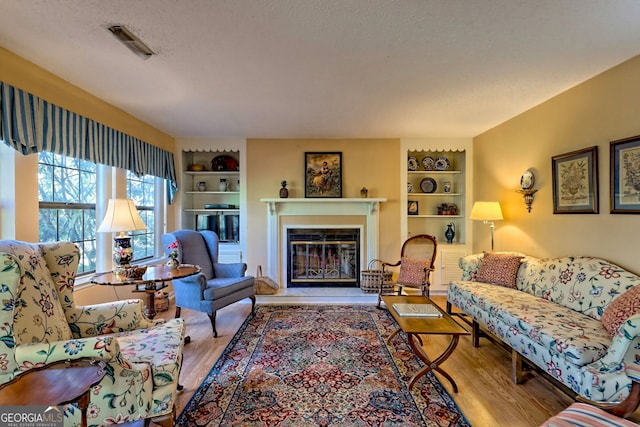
top-left (107, 25), bottom-right (154, 59)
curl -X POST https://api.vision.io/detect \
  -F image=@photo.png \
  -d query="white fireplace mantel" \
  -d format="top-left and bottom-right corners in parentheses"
top-left (260, 198), bottom-right (387, 285)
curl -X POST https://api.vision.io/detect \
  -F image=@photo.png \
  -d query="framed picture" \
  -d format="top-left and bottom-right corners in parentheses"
top-left (408, 201), bottom-right (419, 215)
top-left (610, 135), bottom-right (640, 213)
top-left (551, 146), bottom-right (599, 214)
top-left (305, 152), bottom-right (342, 198)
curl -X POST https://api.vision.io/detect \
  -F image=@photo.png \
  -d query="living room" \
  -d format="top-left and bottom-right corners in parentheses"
top-left (2, 2), bottom-right (640, 426)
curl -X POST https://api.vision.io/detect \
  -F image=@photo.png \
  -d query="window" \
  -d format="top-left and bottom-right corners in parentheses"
top-left (38, 152), bottom-right (97, 274)
top-left (127, 171), bottom-right (156, 262)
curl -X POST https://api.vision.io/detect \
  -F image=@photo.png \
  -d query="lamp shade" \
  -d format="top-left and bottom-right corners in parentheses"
top-left (97, 199), bottom-right (147, 233)
top-left (470, 201), bottom-right (503, 221)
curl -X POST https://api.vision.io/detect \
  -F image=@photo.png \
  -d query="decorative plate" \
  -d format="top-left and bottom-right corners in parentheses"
top-left (408, 156), bottom-right (418, 171)
top-left (434, 157), bottom-right (450, 171)
top-left (521, 169), bottom-right (535, 190)
top-left (422, 156), bottom-right (435, 170)
top-left (407, 182), bottom-right (413, 193)
top-left (211, 155), bottom-right (239, 171)
top-left (420, 177), bottom-right (437, 193)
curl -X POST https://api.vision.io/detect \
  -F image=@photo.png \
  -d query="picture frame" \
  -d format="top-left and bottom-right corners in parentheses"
top-left (610, 135), bottom-right (640, 213)
top-left (408, 201), bottom-right (419, 215)
top-left (304, 152), bottom-right (342, 198)
top-left (551, 146), bottom-right (599, 214)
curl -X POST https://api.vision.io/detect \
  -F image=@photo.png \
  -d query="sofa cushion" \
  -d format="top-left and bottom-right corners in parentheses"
top-left (203, 277), bottom-right (255, 300)
top-left (475, 252), bottom-right (523, 288)
top-left (449, 281), bottom-right (612, 366)
top-left (397, 257), bottom-right (428, 287)
top-left (601, 285), bottom-right (640, 336)
top-left (115, 318), bottom-right (185, 387)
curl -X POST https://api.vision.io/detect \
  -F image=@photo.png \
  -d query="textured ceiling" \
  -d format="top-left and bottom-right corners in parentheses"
top-left (1, 0), bottom-right (640, 139)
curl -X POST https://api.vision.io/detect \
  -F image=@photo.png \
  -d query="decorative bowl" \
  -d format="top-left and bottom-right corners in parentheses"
top-left (121, 265), bottom-right (147, 279)
top-left (189, 164), bottom-right (205, 171)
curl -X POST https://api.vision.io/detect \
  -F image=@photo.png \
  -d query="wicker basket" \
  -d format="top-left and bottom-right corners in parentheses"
top-left (154, 291), bottom-right (170, 312)
top-left (360, 259), bottom-right (393, 294)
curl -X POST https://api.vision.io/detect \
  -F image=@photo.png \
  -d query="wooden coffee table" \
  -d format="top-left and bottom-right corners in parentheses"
top-left (382, 295), bottom-right (469, 392)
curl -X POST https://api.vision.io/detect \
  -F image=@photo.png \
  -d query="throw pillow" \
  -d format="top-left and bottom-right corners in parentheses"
top-left (601, 285), bottom-right (640, 336)
top-left (475, 252), bottom-right (523, 288)
top-left (397, 257), bottom-right (429, 288)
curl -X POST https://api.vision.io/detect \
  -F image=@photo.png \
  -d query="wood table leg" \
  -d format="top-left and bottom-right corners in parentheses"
top-left (387, 327), bottom-right (401, 344)
top-left (407, 332), bottom-right (461, 392)
top-left (144, 292), bottom-right (157, 319)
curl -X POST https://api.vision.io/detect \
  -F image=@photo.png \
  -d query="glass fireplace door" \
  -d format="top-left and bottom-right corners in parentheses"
top-left (289, 239), bottom-right (358, 287)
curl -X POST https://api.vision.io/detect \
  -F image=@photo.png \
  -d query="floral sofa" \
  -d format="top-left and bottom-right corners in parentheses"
top-left (0, 240), bottom-right (185, 426)
top-left (446, 252), bottom-right (640, 403)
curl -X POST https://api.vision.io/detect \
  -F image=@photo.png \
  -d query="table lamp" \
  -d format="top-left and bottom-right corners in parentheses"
top-left (470, 201), bottom-right (503, 251)
top-left (97, 199), bottom-right (147, 268)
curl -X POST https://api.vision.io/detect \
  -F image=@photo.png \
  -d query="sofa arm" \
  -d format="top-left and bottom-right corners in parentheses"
top-left (66, 299), bottom-right (161, 338)
top-left (596, 313), bottom-right (640, 367)
top-left (214, 262), bottom-right (247, 278)
top-left (459, 253), bottom-right (483, 280)
top-left (14, 335), bottom-right (121, 369)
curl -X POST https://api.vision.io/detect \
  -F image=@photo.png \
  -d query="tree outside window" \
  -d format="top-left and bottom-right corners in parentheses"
top-left (127, 171), bottom-right (156, 261)
top-left (38, 152), bottom-right (97, 274)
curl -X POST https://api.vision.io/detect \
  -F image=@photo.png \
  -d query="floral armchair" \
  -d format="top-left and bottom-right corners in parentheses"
top-left (0, 240), bottom-right (185, 426)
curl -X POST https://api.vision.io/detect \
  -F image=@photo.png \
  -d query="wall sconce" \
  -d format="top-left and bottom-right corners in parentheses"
top-left (516, 169), bottom-right (538, 213)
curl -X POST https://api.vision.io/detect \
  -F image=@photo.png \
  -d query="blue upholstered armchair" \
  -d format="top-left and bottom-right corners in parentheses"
top-left (161, 230), bottom-right (255, 337)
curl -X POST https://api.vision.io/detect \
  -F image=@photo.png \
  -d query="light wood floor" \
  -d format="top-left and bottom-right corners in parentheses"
top-left (156, 295), bottom-right (640, 426)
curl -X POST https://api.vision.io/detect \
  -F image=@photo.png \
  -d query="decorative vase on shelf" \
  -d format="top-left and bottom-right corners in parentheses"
top-left (218, 178), bottom-right (228, 192)
top-left (197, 181), bottom-right (207, 191)
top-left (279, 181), bottom-right (289, 198)
top-left (445, 222), bottom-right (455, 244)
top-left (166, 258), bottom-right (179, 269)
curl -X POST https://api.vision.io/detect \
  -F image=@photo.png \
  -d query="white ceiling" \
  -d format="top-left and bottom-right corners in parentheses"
top-left (1, 0), bottom-right (640, 139)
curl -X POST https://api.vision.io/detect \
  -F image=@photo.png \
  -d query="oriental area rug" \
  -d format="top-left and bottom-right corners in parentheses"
top-left (176, 305), bottom-right (470, 427)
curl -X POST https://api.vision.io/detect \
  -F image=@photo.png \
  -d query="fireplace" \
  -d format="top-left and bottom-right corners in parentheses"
top-left (287, 228), bottom-right (360, 287)
top-left (260, 197), bottom-right (386, 288)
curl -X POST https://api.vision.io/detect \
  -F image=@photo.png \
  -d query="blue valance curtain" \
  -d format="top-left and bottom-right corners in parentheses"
top-left (0, 82), bottom-right (178, 202)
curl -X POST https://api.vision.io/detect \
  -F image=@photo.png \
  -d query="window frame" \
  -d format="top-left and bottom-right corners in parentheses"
top-left (37, 151), bottom-right (167, 282)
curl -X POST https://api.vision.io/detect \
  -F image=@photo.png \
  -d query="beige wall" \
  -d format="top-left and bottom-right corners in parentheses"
top-left (473, 54), bottom-right (640, 272)
top-left (245, 139), bottom-right (402, 274)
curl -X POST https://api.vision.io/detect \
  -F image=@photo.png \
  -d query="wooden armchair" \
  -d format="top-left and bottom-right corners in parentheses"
top-left (0, 240), bottom-right (185, 426)
top-left (377, 234), bottom-right (438, 308)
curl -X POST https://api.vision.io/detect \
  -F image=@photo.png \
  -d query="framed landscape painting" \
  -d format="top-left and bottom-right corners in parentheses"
top-left (551, 146), bottom-right (599, 214)
top-left (304, 152), bottom-right (342, 198)
top-left (610, 135), bottom-right (640, 213)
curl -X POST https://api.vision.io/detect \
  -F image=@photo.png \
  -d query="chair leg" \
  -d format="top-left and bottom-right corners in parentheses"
top-left (174, 306), bottom-right (181, 318)
top-left (250, 295), bottom-right (256, 314)
top-left (208, 312), bottom-right (218, 338)
top-left (152, 405), bottom-right (176, 427)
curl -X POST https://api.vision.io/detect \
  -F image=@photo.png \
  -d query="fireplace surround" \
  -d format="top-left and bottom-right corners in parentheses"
top-left (260, 198), bottom-right (386, 288)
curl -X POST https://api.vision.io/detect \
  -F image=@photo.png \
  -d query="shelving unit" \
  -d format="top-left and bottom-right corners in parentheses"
top-left (401, 139), bottom-right (473, 293)
top-left (175, 141), bottom-right (247, 263)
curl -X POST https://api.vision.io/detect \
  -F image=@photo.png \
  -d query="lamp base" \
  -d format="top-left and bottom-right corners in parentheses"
top-left (113, 236), bottom-right (133, 268)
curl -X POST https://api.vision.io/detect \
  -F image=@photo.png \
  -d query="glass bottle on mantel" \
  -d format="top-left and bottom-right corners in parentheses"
top-left (280, 181), bottom-right (289, 198)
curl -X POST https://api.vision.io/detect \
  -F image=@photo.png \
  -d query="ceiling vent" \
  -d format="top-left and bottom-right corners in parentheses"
top-left (107, 25), bottom-right (154, 59)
